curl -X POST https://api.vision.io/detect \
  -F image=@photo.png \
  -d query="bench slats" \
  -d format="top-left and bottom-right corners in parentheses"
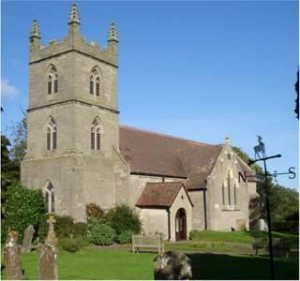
top-left (132, 235), bottom-right (164, 254)
top-left (252, 237), bottom-right (290, 258)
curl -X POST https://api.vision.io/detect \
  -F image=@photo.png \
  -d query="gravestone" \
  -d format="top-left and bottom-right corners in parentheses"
top-left (38, 215), bottom-right (58, 280)
top-left (45, 215), bottom-right (58, 246)
top-left (3, 231), bottom-right (23, 280)
top-left (21, 224), bottom-right (35, 253)
top-left (39, 244), bottom-right (58, 280)
top-left (153, 251), bottom-right (192, 280)
top-left (236, 219), bottom-right (246, 231)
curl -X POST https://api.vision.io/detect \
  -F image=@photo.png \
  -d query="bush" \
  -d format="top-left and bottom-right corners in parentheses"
top-left (86, 203), bottom-right (105, 221)
top-left (189, 230), bottom-right (200, 240)
top-left (89, 220), bottom-right (116, 246)
top-left (37, 214), bottom-right (49, 242)
top-left (106, 204), bottom-right (141, 235)
top-left (75, 236), bottom-right (90, 248)
top-left (59, 238), bottom-right (80, 252)
top-left (74, 222), bottom-right (88, 237)
top-left (54, 215), bottom-right (74, 239)
top-left (2, 182), bottom-right (45, 243)
top-left (117, 230), bottom-right (133, 244)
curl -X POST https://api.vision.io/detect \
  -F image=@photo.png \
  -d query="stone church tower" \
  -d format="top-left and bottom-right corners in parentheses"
top-left (21, 4), bottom-right (129, 221)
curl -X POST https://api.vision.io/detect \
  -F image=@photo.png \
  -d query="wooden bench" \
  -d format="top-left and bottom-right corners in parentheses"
top-left (252, 237), bottom-right (290, 258)
top-left (132, 235), bottom-right (164, 254)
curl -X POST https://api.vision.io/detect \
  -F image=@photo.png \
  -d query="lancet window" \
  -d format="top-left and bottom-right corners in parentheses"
top-left (47, 118), bottom-right (57, 150)
top-left (222, 169), bottom-right (238, 210)
top-left (47, 65), bottom-right (58, 94)
top-left (91, 119), bottom-right (102, 150)
top-left (90, 67), bottom-right (100, 96)
top-left (45, 181), bottom-right (55, 213)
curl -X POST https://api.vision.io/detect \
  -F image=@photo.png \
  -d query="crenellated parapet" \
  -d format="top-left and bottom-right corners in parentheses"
top-left (29, 4), bottom-right (118, 67)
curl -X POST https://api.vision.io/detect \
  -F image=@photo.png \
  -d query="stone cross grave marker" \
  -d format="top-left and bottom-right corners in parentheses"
top-left (4, 230), bottom-right (23, 280)
top-left (39, 215), bottom-right (58, 280)
top-left (46, 215), bottom-right (58, 246)
top-left (21, 224), bottom-right (35, 253)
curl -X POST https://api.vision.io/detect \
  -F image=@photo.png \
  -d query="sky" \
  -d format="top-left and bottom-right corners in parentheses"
top-left (1, 0), bottom-right (299, 189)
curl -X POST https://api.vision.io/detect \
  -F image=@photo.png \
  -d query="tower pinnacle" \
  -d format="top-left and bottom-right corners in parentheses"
top-left (108, 22), bottom-right (119, 43)
top-left (30, 20), bottom-right (41, 42)
top-left (68, 3), bottom-right (80, 32)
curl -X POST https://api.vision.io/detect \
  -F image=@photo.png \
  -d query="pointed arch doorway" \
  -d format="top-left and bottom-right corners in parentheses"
top-left (175, 208), bottom-right (187, 241)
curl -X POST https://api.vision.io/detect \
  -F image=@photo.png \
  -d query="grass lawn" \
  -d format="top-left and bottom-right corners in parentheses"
top-left (13, 243), bottom-right (299, 280)
top-left (2, 231), bottom-right (298, 280)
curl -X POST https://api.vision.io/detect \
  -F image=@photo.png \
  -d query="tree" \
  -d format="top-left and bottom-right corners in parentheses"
top-left (234, 146), bottom-right (299, 232)
top-left (269, 183), bottom-right (299, 232)
top-left (1, 135), bottom-right (20, 187)
top-left (9, 117), bottom-right (27, 163)
top-left (1, 182), bottom-right (45, 243)
top-left (295, 69), bottom-right (299, 119)
top-left (1, 135), bottom-right (20, 220)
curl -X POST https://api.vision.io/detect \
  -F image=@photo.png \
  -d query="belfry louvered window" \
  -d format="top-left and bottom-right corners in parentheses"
top-left (47, 65), bottom-right (58, 94)
top-left (90, 67), bottom-right (101, 96)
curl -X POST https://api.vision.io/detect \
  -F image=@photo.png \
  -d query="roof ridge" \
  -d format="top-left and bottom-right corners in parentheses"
top-left (120, 125), bottom-right (215, 147)
top-left (146, 181), bottom-right (183, 186)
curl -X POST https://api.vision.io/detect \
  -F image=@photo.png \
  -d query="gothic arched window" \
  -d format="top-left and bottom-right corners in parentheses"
top-left (91, 119), bottom-right (102, 150)
top-left (45, 181), bottom-right (55, 213)
top-left (90, 67), bottom-right (100, 96)
top-left (47, 118), bottom-right (57, 150)
top-left (222, 169), bottom-right (238, 210)
top-left (47, 65), bottom-right (58, 94)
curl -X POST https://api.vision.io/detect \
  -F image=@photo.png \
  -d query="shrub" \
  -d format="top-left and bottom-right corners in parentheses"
top-left (2, 182), bottom-right (45, 243)
top-left (117, 230), bottom-right (133, 244)
top-left (54, 215), bottom-right (74, 239)
top-left (37, 214), bottom-right (49, 242)
top-left (75, 236), bottom-right (90, 248)
top-left (189, 230), bottom-right (200, 240)
top-left (59, 238), bottom-right (80, 252)
top-left (106, 204), bottom-right (141, 235)
top-left (74, 222), bottom-right (88, 237)
top-left (89, 220), bottom-right (116, 246)
top-left (86, 203), bottom-right (105, 221)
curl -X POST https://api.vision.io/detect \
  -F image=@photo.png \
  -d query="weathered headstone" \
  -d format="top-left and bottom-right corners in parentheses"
top-left (153, 251), bottom-right (192, 280)
top-left (236, 219), bottom-right (246, 231)
top-left (3, 230), bottom-right (23, 280)
top-left (21, 224), bottom-right (35, 253)
top-left (39, 244), bottom-right (58, 280)
top-left (38, 215), bottom-right (58, 280)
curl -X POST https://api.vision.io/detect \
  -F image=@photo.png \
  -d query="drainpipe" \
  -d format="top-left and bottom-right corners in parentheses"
top-left (167, 208), bottom-right (171, 241)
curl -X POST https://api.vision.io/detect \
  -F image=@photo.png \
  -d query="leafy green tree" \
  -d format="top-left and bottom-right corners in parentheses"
top-left (234, 146), bottom-right (299, 232)
top-left (1, 135), bottom-right (20, 221)
top-left (2, 182), bottom-right (45, 243)
top-left (269, 183), bottom-right (299, 231)
top-left (1, 135), bottom-right (20, 186)
top-left (9, 117), bottom-right (27, 163)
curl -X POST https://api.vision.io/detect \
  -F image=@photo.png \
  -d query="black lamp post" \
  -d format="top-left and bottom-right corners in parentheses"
top-left (248, 136), bottom-right (281, 280)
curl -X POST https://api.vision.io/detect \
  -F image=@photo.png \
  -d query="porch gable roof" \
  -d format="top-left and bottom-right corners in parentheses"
top-left (135, 182), bottom-right (193, 208)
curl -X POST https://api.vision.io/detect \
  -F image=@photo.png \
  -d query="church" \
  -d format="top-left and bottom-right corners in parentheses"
top-left (21, 4), bottom-right (257, 241)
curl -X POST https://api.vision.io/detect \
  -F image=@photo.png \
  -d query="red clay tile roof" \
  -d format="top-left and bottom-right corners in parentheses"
top-left (119, 126), bottom-right (223, 189)
top-left (135, 182), bottom-right (193, 208)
